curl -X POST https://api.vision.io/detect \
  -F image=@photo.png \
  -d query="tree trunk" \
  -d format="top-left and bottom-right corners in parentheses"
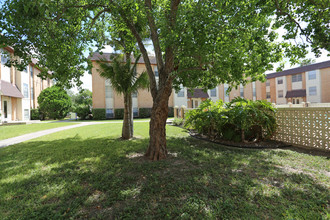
top-left (122, 93), bottom-right (133, 139)
top-left (145, 92), bottom-right (170, 160)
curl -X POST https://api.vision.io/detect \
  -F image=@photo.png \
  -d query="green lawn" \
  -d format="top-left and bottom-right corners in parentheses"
top-left (0, 122), bottom-right (329, 219)
top-left (0, 122), bottom-right (78, 140)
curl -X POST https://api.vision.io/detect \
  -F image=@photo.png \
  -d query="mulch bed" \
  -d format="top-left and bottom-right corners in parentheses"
top-left (188, 130), bottom-right (291, 149)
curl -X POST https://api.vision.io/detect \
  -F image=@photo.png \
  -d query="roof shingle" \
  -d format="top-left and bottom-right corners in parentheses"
top-left (187, 89), bottom-right (209, 98)
top-left (0, 80), bottom-right (24, 98)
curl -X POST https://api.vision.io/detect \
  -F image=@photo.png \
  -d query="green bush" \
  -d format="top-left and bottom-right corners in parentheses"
top-left (30, 109), bottom-right (40, 120)
top-left (172, 118), bottom-right (183, 126)
top-left (115, 108), bottom-right (124, 119)
top-left (75, 105), bottom-right (91, 120)
top-left (139, 108), bottom-right (152, 118)
top-left (185, 98), bottom-right (277, 142)
top-left (93, 108), bottom-right (106, 120)
top-left (38, 86), bottom-right (72, 120)
top-left (71, 89), bottom-right (92, 120)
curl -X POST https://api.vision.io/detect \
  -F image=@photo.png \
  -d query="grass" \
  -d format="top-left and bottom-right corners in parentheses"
top-left (0, 122), bottom-right (329, 219)
top-left (0, 122), bottom-right (78, 140)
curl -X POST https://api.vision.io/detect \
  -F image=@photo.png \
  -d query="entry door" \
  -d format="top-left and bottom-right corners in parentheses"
top-left (2, 97), bottom-right (11, 121)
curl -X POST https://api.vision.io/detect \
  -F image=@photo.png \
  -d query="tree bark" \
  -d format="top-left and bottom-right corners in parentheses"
top-left (122, 93), bottom-right (133, 139)
top-left (145, 95), bottom-right (169, 160)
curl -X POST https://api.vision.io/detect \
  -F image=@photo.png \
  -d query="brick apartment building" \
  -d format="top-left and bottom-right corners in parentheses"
top-left (0, 47), bottom-right (53, 122)
top-left (90, 52), bottom-right (330, 118)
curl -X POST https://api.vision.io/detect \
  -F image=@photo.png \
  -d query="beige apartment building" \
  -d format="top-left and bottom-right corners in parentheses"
top-left (90, 52), bottom-right (330, 118)
top-left (0, 47), bottom-right (53, 122)
top-left (263, 60), bottom-right (330, 104)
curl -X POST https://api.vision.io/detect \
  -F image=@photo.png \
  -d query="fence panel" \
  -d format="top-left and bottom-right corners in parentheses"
top-left (274, 107), bottom-right (330, 151)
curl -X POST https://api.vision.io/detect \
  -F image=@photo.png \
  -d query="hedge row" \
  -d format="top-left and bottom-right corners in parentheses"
top-left (92, 107), bottom-right (174, 120)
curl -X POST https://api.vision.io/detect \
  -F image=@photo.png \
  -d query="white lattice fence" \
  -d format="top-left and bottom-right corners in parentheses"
top-left (274, 107), bottom-right (330, 151)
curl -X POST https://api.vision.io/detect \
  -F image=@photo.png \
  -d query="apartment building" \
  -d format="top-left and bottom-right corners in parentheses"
top-left (0, 47), bottom-right (53, 122)
top-left (264, 60), bottom-right (330, 104)
top-left (91, 52), bottom-right (330, 118)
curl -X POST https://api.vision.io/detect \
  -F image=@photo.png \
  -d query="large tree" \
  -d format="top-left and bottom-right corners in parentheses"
top-left (0, 0), bottom-right (328, 160)
top-left (98, 54), bottom-right (149, 139)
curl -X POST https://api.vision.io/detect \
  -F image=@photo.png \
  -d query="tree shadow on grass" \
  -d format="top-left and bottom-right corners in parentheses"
top-left (0, 136), bottom-right (329, 219)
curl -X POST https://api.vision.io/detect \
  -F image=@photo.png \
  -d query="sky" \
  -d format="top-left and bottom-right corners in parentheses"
top-left (73, 32), bottom-right (329, 94)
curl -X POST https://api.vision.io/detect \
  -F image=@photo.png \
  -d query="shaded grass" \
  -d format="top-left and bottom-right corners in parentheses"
top-left (0, 122), bottom-right (329, 219)
top-left (0, 123), bottom-right (79, 140)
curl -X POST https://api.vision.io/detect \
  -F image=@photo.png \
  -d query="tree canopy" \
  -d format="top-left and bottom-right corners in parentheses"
top-left (0, 0), bottom-right (328, 160)
top-left (0, 0), bottom-right (328, 88)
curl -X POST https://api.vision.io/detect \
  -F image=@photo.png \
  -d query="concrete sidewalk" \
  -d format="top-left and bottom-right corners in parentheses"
top-left (0, 122), bottom-right (104, 149)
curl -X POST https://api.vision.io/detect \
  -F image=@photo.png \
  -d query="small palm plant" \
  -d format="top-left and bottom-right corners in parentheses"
top-left (97, 54), bottom-right (149, 139)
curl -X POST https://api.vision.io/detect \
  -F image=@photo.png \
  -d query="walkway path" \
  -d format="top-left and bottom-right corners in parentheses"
top-left (0, 122), bottom-right (98, 148)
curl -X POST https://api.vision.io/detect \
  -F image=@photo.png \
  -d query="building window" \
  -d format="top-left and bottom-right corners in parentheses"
top-left (30, 66), bottom-right (33, 77)
top-left (105, 85), bottom-right (113, 98)
top-left (24, 109), bottom-right (29, 120)
top-left (309, 86), bottom-right (317, 96)
top-left (252, 82), bottom-right (256, 97)
top-left (23, 83), bottom-right (29, 98)
top-left (308, 70), bottom-right (316, 80)
top-left (133, 108), bottom-right (139, 117)
top-left (1, 49), bottom-right (9, 64)
top-left (292, 74), bottom-right (302, 82)
top-left (224, 84), bottom-right (229, 102)
top-left (154, 66), bottom-right (158, 77)
top-left (210, 88), bottom-right (216, 97)
top-left (23, 66), bottom-right (28, 73)
top-left (240, 85), bottom-right (244, 97)
top-left (106, 108), bottom-right (114, 118)
top-left (132, 91), bottom-right (137, 98)
top-left (177, 86), bottom-right (184, 97)
top-left (277, 78), bottom-right (283, 84)
top-left (266, 80), bottom-right (270, 86)
top-left (266, 92), bottom-right (271, 99)
top-left (278, 90), bottom-right (283, 98)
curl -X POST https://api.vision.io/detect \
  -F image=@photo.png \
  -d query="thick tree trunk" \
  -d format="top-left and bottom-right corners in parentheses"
top-left (145, 92), bottom-right (171, 160)
top-left (122, 93), bottom-right (133, 139)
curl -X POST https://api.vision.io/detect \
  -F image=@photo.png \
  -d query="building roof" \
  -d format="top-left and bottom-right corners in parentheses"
top-left (266, 60), bottom-right (330, 79)
top-left (285, 89), bottom-right (306, 98)
top-left (89, 52), bottom-right (157, 65)
top-left (0, 80), bottom-right (24, 98)
top-left (187, 88), bottom-right (209, 98)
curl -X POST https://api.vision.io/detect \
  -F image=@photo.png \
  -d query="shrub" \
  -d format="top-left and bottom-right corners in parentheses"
top-left (75, 105), bottom-right (91, 120)
top-left (38, 86), bottom-right (72, 120)
top-left (30, 109), bottom-right (40, 120)
top-left (93, 108), bottom-right (106, 120)
top-left (185, 98), bottom-right (277, 142)
top-left (115, 109), bottom-right (124, 119)
top-left (70, 89), bottom-right (92, 120)
top-left (139, 108), bottom-right (152, 118)
top-left (172, 118), bottom-right (183, 126)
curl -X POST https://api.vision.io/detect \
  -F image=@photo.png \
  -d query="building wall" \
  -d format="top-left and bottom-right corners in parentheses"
top-left (306, 69), bottom-right (321, 103)
top-left (320, 67), bottom-right (330, 103)
top-left (244, 83), bottom-right (253, 100)
top-left (0, 48), bottom-right (52, 121)
top-left (92, 61), bottom-right (106, 109)
top-left (275, 76), bottom-right (287, 104)
top-left (269, 78), bottom-right (276, 103)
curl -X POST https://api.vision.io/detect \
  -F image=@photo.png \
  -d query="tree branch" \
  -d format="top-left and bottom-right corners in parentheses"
top-left (274, 0), bottom-right (312, 44)
top-left (118, 13), bottom-right (158, 99)
top-left (144, 0), bottom-right (164, 75)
